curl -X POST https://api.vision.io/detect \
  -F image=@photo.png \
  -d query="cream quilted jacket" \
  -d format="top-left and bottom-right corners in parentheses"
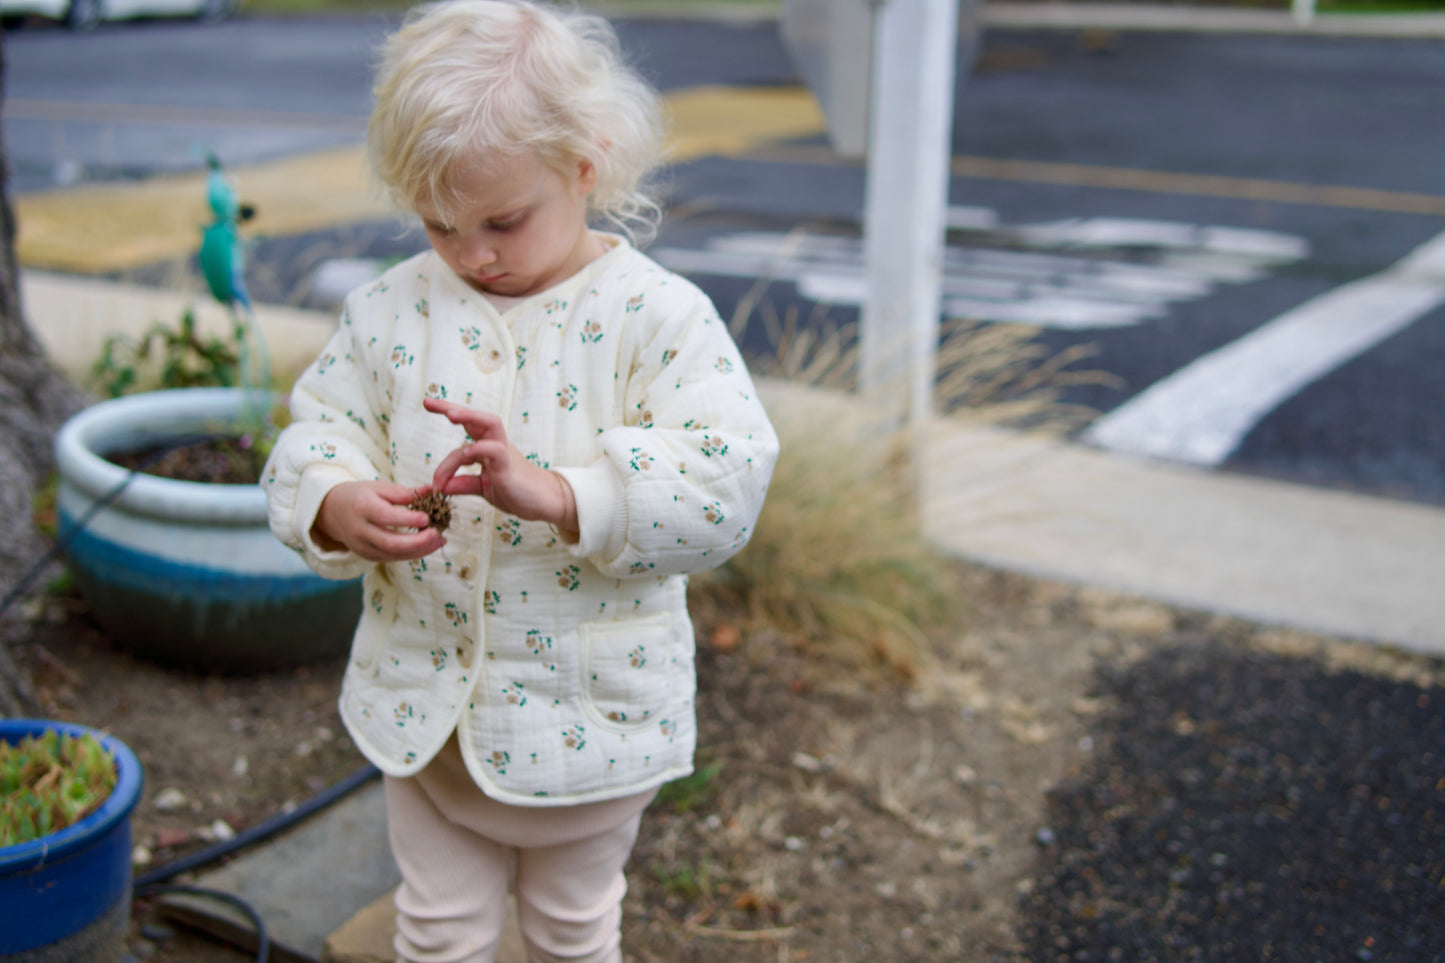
top-left (263, 237), bottom-right (777, 806)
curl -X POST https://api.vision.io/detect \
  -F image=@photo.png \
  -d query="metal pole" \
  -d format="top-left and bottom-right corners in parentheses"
top-left (860, 0), bottom-right (961, 427)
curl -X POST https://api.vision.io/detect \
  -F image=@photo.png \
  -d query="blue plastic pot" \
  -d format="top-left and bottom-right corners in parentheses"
top-left (53, 388), bottom-right (361, 672)
top-left (0, 719), bottom-right (143, 960)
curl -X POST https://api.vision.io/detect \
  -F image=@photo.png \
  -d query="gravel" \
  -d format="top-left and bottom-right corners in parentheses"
top-left (1020, 642), bottom-right (1445, 963)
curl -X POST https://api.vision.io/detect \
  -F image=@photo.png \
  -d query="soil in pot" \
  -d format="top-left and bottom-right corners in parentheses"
top-left (108, 437), bottom-right (265, 486)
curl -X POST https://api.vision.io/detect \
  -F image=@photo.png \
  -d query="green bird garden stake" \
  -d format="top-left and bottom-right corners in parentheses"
top-left (199, 153), bottom-right (272, 437)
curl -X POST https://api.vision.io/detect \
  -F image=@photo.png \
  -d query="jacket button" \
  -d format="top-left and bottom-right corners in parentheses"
top-left (476, 347), bottom-right (504, 373)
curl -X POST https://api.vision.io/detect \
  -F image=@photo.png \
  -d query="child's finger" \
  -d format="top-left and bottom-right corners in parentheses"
top-left (431, 447), bottom-right (472, 493)
top-left (373, 502), bottom-right (432, 531)
top-left (424, 397), bottom-right (505, 440)
top-left (366, 527), bottom-right (446, 561)
top-left (432, 440), bottom-right (509, 494)
top-left (373, 481), bottom-right (421, 503)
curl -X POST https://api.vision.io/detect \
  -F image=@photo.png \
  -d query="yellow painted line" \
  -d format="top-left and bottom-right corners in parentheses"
top-left (749, 142), bottom-right (1445, 217)
top-left (15, 86), bottom-right (825, 275)
top-left (17, 147), bottom-right (391, 274)
top-left (950, 155), bottom-right (1445, 217)
top-left (661, 85), bottom-right (824, 164)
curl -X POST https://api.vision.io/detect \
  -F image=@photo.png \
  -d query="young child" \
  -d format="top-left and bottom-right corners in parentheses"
top-left (261, 2), bottom-right (778, 960)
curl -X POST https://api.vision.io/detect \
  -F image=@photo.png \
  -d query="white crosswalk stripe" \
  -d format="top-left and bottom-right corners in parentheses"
top-left (653, 210), bottom-right (1307, 331)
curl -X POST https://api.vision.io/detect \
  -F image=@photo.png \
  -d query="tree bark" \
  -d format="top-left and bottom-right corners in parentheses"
top-left (0, 32), bottom-right (89, 717)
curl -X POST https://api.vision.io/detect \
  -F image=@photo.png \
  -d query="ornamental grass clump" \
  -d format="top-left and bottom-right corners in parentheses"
top-left (700, 290), bottom-right (1116, 682)
top-left (0, 730), bottom-right (118, 847)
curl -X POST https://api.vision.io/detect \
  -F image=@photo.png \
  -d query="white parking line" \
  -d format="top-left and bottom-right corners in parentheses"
top-left (653, 213), bottom-right (1307, 331)
top-left (1082, 227), bottom-right (1445, 466)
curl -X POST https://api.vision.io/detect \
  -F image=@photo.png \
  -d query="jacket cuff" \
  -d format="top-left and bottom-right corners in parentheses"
top-left (294, 464), bottom-right (368, 578)
top-left (555, 461), bottom-right (627, 564)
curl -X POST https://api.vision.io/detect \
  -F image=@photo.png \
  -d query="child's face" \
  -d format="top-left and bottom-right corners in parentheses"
top-left (416, 153), bottom-right (600, 299)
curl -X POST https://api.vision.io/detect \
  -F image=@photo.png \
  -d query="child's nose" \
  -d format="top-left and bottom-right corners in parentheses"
top-left (457, 235), bottom-right (498, 269)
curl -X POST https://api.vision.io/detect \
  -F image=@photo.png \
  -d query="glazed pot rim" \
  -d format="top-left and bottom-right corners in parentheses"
top-left (0, 719), bottom-right (143, 874)
top-left (54, 387), bottom-right (278, 525)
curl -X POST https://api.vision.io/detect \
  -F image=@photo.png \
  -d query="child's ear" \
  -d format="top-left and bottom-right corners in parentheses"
top-left (577, 159), bottom-right (599, 195)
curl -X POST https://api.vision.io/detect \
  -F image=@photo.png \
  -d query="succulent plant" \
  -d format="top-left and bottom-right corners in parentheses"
top-left (0, 730), bottom-right (118, 847)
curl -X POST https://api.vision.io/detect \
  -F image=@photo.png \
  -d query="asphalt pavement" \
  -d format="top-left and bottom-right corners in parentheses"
top-left (12, 4), bottom-right (1445, 961)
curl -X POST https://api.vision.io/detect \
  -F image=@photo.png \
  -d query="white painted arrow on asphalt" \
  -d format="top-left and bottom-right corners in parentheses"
top-left (1082, 227), bottom-right (1445, 466)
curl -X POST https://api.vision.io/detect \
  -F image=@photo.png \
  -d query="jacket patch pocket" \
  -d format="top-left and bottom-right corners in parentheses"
top-left (580, 613), bottom-right (672, 731)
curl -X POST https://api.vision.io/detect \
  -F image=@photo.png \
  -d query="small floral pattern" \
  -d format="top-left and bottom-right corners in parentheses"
top-left (496, 518), bottom-right (523, 547)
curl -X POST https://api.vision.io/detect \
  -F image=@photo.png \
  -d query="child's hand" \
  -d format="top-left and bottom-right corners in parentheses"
top-left (424, 398), bottom-right (575, 534)
top-left (313, 480), bottom-right (446, 561)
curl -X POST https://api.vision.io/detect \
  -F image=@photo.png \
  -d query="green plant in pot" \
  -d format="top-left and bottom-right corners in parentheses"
top-left (0, 719), bottom-right (143, 962)
top-left (53, 155), bottom-right (362, 672)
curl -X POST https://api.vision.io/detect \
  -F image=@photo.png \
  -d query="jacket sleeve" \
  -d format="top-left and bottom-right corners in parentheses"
top-left (261, 294), bottom-right (392, 581)
top-left (555, 284), bottom-right (779, 579)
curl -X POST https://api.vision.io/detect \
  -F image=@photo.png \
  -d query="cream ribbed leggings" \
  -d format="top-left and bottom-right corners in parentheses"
top-left (383, 735), bottom-right (655, 963)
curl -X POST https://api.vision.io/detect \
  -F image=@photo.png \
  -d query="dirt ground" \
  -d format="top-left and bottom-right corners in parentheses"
top-left (16, 560), bottom-right (1438, 962)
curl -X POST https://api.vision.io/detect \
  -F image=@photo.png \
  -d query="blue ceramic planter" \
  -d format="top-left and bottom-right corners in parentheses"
top-left (53, 388), bottom-right (361, 672)
top-left (0, 719), bottom-right (143, 961)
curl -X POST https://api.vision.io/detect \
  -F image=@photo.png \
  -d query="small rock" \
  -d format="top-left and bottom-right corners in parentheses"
top-left (709, 623), bottom-right (742, 653)
top-left (199, 819), bottom-right (236, 843)
top-left (131, 844), bottom-right (153, 868)
top-left (140, 923), bottom-right (176, 942)
top-left (231, 755), bottom-right (249, 777)
top-left (152, 787), bottom-right (188, 812)
top-left (783, 836), bottom-right (805, 852)
top-left (791, 751), bottom-right (823, 773)
top-left (953, 764), bottom-right (979, 787)
top-left (1035, 827), bottom-right (1057, 847)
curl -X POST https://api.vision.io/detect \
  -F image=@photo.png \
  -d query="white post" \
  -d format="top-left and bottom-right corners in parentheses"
top-left (860, 0), bottom-right (960, 428)
top-left (1292, 0), bottom-right (1316, 25)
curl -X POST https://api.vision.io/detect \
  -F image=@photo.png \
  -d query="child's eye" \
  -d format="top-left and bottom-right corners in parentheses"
top-left (489, 212), bottom-right (526, 231)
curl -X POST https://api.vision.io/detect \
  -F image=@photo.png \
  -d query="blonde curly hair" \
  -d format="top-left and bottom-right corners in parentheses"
top-left (369, 0), bottom-right (665, 244)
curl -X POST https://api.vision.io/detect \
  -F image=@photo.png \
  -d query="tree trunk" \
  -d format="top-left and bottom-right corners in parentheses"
top-left (0, 32), bottom-right (89, 717)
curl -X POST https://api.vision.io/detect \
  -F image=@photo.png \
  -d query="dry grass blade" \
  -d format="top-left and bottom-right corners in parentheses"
top-left (683, 921), bottom-right (796, 942)
top-left (934, 318), bottom-right (1121, 433)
